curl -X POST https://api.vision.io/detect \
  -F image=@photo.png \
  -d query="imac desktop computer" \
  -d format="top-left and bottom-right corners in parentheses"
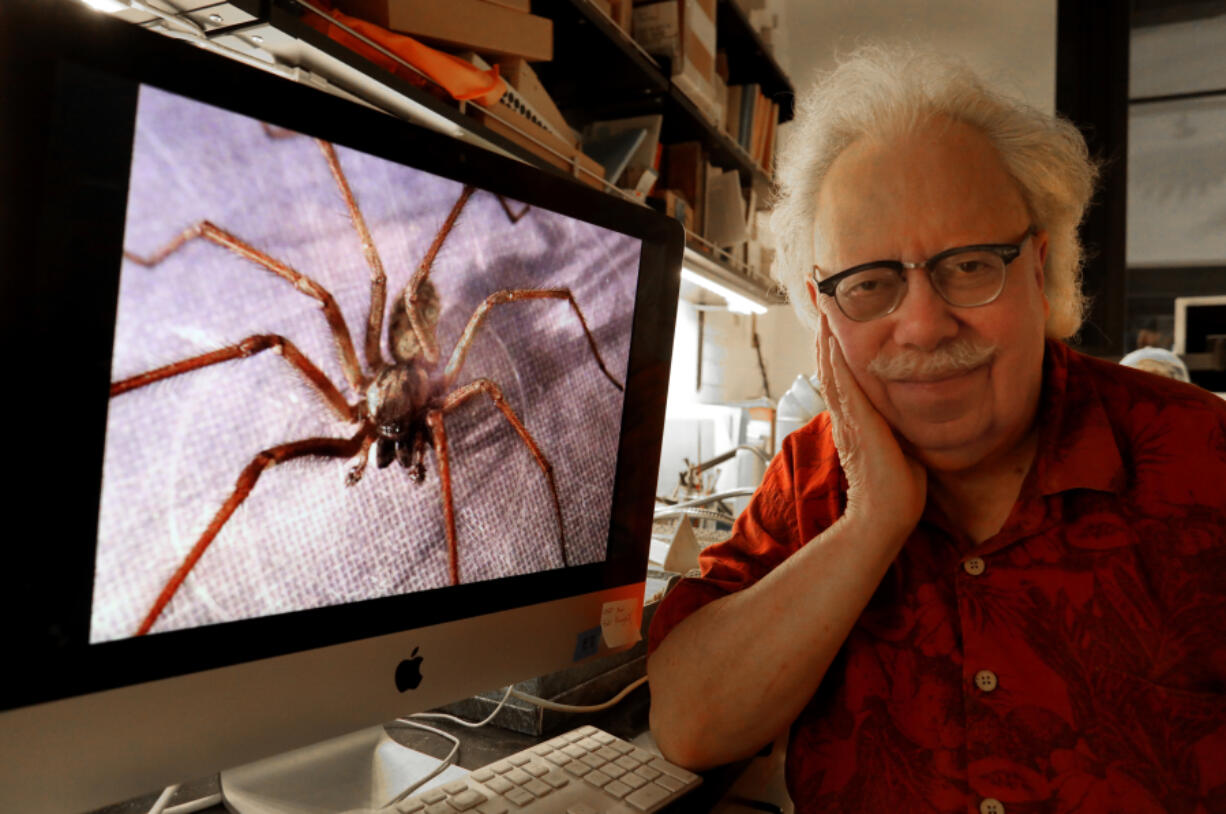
top-left (0, 1), bottom-right (683, 810)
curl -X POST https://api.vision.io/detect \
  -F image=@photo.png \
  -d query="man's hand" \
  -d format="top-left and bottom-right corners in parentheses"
top-left (816, 309), bottom-right (927, 539)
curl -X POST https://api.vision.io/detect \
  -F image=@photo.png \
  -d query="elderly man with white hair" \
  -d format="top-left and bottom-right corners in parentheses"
top-left (646, 47), bottom-right (1226, 812)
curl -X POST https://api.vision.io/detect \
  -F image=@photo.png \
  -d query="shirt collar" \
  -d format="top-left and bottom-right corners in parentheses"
top-left (1032, 339), bottom-right (1126, 496)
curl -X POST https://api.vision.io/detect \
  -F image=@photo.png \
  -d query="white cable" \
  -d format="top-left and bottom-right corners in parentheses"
top-left (145, 783), bottom-right (180, 814)
top-left (510, 675), bottom-right (648, 712)
top-left (410, 684), bottom-right (515, 728)
top-left (165, 793), bottom-right (224, 814)
top-left (380, 721), bottom-right (461, 808)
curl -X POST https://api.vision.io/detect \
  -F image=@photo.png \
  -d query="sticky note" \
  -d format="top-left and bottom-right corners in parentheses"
top-left (600, 597), bottom-right (642, 649)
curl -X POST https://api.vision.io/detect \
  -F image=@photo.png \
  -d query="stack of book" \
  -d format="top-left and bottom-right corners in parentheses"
top-left (722, 83), bottom-right (778, 174)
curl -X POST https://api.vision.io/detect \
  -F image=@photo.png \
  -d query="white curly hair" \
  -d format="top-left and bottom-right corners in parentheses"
top-left (771, 44), bottom-right (1099, 340)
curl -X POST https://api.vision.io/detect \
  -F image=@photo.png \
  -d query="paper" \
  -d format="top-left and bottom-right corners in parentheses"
top-left (600, 597), bottom-right (643, 649)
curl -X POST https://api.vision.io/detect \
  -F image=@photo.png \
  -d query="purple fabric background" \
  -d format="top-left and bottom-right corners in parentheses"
top-left (90, 86), bottom-right (641, 642)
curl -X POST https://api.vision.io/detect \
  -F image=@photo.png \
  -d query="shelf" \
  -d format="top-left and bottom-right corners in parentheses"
top-left (716, 0), bottom-right (793, 121)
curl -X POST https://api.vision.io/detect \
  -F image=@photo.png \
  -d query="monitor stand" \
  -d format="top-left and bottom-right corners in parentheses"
top-left (219, 725), bottom-right (445, 814)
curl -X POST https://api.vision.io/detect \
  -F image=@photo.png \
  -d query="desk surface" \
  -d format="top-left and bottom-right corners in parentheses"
top-left (87, 684), bottom-right (744, 814)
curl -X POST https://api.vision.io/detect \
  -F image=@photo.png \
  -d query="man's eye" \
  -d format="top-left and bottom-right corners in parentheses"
top-left (953, 260), bottom-right (988, 273)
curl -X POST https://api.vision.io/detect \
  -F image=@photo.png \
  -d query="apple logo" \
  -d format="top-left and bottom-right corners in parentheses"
top-left (395, 647), bottom-right (424, 692)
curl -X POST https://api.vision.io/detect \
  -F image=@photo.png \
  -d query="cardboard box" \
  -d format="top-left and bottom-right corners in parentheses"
top-left (632, 1), bottom-right (680, 60)
top-left (337, 0), bottom-right (553, 61)
top-left (498, 58), bottom-right (577, 146)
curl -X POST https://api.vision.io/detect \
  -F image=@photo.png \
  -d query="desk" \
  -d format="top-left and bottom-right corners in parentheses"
top-left (88, 684), bottom-right (749, 814)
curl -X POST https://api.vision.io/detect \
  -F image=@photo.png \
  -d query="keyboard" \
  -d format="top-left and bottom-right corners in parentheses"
top-left (393, 725), bottom-right (701, 814)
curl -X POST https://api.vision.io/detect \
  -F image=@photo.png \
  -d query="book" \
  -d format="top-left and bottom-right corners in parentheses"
top-left (337, 0), bottom-right (553, 61)
top-left (737, 82), bottom-right (758, 152)
top-left (724, 84), bottom-right (742, 141)
top-left (469, 103), bottom-right (606, 190)
top-left (665, 141), bottom-right (706, 235)
top-left (583, 114), bottom-right (663, 176)
top-left (584, 128), bottom-right (648, 185)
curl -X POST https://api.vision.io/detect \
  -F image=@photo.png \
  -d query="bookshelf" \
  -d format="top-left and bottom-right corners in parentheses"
top-left (110, 0), bottom-right (794, 304)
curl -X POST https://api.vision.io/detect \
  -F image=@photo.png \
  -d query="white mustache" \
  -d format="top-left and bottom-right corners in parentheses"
top-left (867, 337), bottom-right (998, 381)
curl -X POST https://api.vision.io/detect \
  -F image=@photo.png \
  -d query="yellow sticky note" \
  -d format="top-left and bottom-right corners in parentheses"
top-left (600, 597), bottom-right (642, 649)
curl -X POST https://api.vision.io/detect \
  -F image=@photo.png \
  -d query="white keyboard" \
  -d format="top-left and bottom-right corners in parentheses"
top-left (394, 725), bottom-right (701, 814)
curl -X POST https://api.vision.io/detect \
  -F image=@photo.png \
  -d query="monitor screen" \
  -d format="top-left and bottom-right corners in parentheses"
top-left (0, 2), bottom-right (682, 810)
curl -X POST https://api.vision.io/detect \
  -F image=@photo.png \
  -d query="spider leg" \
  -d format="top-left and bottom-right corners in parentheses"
top-left (317, 139), bottom-right (387, 373)
top-left (112, 333), bottom-right (358, 423)
top-left (405, 185), bottom-right (475, 365)
top-left (424, 410), bottom-right (459, 585)
top-left (135, 429), bottom-right (371, 636)
top-left (495, 196), bottom-right (530, 223)
top-left (442, 289), bottom-right (625, 393)
top-left (433, 378), bottom-right (568, 584)
top-left (124, 221), bottom-right (367, 392)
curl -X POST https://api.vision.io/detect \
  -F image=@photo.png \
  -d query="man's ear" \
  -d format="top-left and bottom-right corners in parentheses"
top-left (1033, 229), bottom-right (1050, 319)
top-left (806, 277), bottom-right (819, 309)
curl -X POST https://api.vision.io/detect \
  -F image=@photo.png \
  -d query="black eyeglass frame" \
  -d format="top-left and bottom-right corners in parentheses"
top-left (813, 226), bottom-right (1038, 321)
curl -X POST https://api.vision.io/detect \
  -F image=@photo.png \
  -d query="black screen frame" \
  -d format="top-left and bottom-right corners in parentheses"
top-left (0, 0), bottom-right (682, 712)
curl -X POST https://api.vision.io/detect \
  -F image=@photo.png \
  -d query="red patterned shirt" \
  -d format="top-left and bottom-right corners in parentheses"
top-left (649, 340), bottom-right (1226, 813)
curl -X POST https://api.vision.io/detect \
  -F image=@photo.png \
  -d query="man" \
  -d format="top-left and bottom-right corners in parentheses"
top-left (647, 47), bottom-right (1226, 812)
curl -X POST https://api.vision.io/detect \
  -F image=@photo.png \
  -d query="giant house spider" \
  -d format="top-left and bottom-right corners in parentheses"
top-left (90, 87), bottom-right (640, 642)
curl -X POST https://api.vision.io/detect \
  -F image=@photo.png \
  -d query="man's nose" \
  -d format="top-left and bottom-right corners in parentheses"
top-left (888, 269), bottom-right (960, 350)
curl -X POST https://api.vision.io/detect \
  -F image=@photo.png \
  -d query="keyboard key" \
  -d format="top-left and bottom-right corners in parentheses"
top-left (602, 764), bottom-right (626, 779)
top-left (563, 761), bottom-right (591, 777)
top-left (585, 769), bottom-right (613, 788)
top-left (578, 737), bottom-right (603, 751)
top-left (490, 762), bottom-right (513, 774)
top-left (656, 775), bottom-right (684, 792)
top-left (591, 732), bottom-right (615, 745)
top-left (580, 754), bottom-right (606, 770)
top-left (562, 744), bottom-right (587, 760)
top-left (633, 766), bottom-right (661, 781)
top-left (530, 744), bottom-right (553, 756)
top-left (547, 736), bottom-right (569, 749)
top-left (629, 748), bottom-right (656, 764)
top-left (425, 802), bottom-right (453, 814)
top-left (522, 778), bottom-right (551, 797)
top-left (471, 769), bottom-right (495, 783)
top-left (615, 755), bottom-right (641, 771)
top-left (508, 754), bottom-right (531, 766)
top-left (621, 772), bottom-right (647, 789)
top-left (503, 787), bottom-right (534, 807)
top-left (544, 751), bottom-right (570, 766)
top-left (563, 730), bottom-right (587, 743)
top-left (450, 789), bottom-right (487, 811)
top-left (504, 768), bottom-right (531, 785)
top-left (609, 741), bottom-right (634, 755)
top-left (576, 725), bottom-right (598, 737)
top-left (542, 770), bottom-right (570, 789)
top-left (625, 782), bottom-right (672, 811)
top-left (523, 762), bottom-right (548, 777)
top-left (420, 790), bottom-right (446, 804)
top-left (595, 746), bottom-right (621, 762)
top-left (396, 801), bottom-right (425, 814)
top-left (604, 780), bottom-right (632, 799)
top-left (483, 776), bottom-right (513, 795)
top-left (477, 802), bottom-right (508, 814)
top-left (443, 780), bottom-right (469, 794)
top-left (647, 758), bottom-right (697, 782)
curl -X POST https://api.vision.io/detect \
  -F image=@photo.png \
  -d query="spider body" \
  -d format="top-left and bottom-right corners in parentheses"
top-left (106, 131), bottom-right (626, 637)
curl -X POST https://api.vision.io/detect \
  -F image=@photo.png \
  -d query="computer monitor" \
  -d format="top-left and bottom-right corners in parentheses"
top-left (0, 2), bottom-right (682, 811)
top-left (1173, 294), bottom-right (1226, 393)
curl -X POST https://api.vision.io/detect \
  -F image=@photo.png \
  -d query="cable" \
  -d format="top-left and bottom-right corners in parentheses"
top-left (165, 794), bottom-right (224, 814)
top-left (145, 783), bottom-right (180, 814)
top-left (380, 720), bottom-right (462, 808)
top-left (510, 675), bottom-right (648, 712)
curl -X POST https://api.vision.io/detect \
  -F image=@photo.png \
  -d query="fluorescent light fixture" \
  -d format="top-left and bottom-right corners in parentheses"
top-left (79, 0), bottom-right (128, 11)
top-left (681, 267), bottom-right (768, 314)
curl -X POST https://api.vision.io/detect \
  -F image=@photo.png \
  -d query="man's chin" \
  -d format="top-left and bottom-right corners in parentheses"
top-left (894, 417), bottom-right (995, 473)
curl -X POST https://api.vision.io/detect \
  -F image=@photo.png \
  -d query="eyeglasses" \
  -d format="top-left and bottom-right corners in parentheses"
top-left (813, 226), bottom-right (1038, 322)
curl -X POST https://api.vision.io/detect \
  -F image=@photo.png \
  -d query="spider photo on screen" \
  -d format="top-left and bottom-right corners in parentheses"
top-left (89, 87), bottom-right (641, 642)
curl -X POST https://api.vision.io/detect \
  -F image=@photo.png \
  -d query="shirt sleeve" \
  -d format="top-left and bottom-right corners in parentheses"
top-left (647, 422), bottom-right (834, 654)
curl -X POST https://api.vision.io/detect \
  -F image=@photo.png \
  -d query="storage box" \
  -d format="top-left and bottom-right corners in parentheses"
top-left (337, 0), bottom-right (553, 61)
top-left (633, 0), bottom-right (720, 125)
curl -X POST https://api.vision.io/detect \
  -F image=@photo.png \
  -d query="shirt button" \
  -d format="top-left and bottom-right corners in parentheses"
top-left (963, 557), bottom-right (986, 576)
top-left (974, 670), bottom-right (998, 692)
top-left (980, 798), bottom-right (1005, 814)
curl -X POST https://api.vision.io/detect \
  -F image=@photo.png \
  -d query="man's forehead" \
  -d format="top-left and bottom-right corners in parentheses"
top-left (813, 119), bottom-right (1029, 271)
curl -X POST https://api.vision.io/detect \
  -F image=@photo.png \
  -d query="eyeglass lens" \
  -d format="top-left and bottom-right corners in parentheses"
top-left (836, 249), bottom-right (1009, 321)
